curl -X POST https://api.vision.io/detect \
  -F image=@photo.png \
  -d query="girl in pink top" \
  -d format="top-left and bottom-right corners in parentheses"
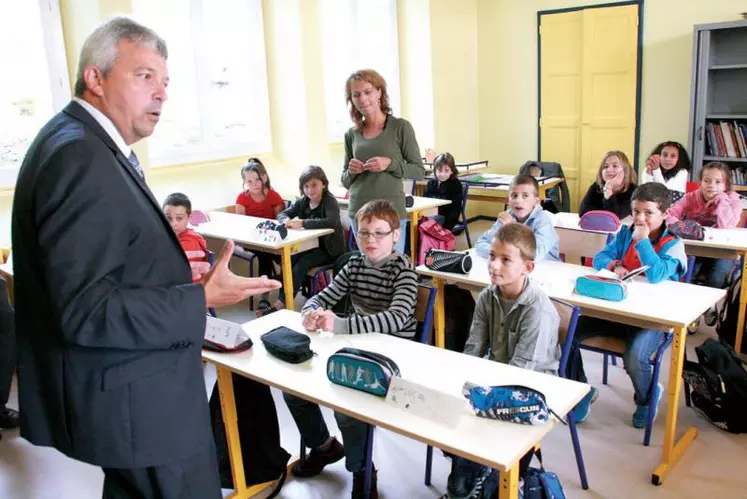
top-left (668, 162), bottom-right (742, 288)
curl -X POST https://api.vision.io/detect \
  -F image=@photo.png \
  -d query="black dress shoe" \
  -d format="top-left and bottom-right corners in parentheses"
top-left (0, 406), bottom-right (20, 429)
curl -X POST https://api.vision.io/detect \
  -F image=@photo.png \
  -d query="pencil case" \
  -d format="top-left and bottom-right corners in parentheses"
top-left (574, 275), bottom-right (627, 302)
top-left (326, 348), bottom-right (400, 397)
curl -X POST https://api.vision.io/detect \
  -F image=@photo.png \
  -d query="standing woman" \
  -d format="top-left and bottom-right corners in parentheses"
top-left (342, 69), bottom-right (425, 254)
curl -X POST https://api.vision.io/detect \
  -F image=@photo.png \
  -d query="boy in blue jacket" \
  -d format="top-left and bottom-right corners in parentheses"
top-left (475, 175), bottom-right (560, 261)
top-left (571, 182), bottom-right (687, 427)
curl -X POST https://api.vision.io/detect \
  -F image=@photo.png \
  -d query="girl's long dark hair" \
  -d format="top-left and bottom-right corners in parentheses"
top-left (649, 141), bottom-right (691, 181)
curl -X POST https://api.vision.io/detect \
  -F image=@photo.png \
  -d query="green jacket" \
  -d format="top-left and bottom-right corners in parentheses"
top-left (342, 115), bottom-right (425, 218)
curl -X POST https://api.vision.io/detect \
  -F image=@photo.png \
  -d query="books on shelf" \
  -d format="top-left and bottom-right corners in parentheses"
top-left (728, 165), bottom-right (747, 186)
top-left (706, 120), bottom-right (747, 158)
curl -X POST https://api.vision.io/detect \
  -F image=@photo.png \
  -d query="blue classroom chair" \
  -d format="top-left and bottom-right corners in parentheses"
top-left (450, 183), bottom-right (472, 248)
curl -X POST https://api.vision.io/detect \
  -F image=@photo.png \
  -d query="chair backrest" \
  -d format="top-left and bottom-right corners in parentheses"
top-left (682, 255), bottom-right (696, 284)
top-left (550, 298), bottom-right (580, 378)
top-left (458, 182), bottom-right (470, 224)
top-left (189, 210), bottom-right (211, 226)
top-left (347, 228), bottom-right (358, 251)
top-left (414, 284), bottom-right (437, 344)
top-left (685, 181), bottom-right (699, 193)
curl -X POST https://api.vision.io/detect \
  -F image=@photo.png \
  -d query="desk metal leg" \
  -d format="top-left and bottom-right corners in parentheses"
top-left (734, 253), bottom-right (747, 354)
top-left (216, 366), bottom-right (248, 498)
top-left (281, 246), bottom-right (294, 311)
top-left (652, 326), bottom-right (697, 485)
top-left (500, 462), bottom-right (519, 499)
top-left (216, 366), bottom-right (300, 499)
top-left (410, 211), bottom-right (419, 264)
top-left (433, 277), bottom-right (446, 348)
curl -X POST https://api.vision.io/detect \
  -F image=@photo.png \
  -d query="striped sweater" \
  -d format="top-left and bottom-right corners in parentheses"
top-left (302, 252), bottom-right (418, 338)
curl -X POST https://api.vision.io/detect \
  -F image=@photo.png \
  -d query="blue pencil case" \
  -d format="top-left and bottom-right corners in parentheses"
top-left (327, 348), bottom-right (400, 397)
top-left (574, 275), bottom-right (627, 302)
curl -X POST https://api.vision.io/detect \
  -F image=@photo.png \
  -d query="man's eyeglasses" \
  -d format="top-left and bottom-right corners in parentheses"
top-left (358, 230), bottom-right (393, 241)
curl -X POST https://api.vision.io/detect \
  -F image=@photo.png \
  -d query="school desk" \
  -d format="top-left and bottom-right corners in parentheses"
top-left (415, 251), bottom-right (725, 488)
top-left (196, 211), bottom-right (333, 311)
top-left (462, 175), bottom-right (564, 207)
top-left (413, 160), bottom-right (491, 195)
top-left (335, 194), bottom-right (450, 263)
top-left (550, 212), bottom-right (617, 261)
top-left (680, 227), bottom-right (747, 354)
top-left (202, 309), bottom-right (589, 499)
top-left (553, 214), bottom-right (747, 355)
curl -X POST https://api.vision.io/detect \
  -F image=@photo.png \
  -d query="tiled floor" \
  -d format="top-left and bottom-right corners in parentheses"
top-left (2, 220), bottom-right (747, 498)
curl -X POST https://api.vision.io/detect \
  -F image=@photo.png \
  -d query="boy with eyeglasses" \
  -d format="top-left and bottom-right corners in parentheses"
top-left (283, 199), bottom-right (418, 499)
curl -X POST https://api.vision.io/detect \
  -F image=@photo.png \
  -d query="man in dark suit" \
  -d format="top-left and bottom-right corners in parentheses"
top-left (11, 17), bottom-right (280, 498)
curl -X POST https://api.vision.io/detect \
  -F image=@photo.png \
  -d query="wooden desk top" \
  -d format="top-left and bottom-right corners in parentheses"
top-left (196, 211), bottom-right (333, 250)
top-left (334, 194), bottom-right (451, 213)
top-left (202, 309), bottom-right (589, 472)
top-left (416, 250), bottom-right (725, 329)
top-left (552, 212), bottom-right (747, 253)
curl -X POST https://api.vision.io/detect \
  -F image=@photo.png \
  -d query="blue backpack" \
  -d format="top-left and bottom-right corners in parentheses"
top-left (520, 449), bottom-right (566, 499)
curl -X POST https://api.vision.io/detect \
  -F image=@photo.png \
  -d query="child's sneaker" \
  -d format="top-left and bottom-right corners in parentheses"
top-left (632, 383), bottom-right (663, 429)
top-left (572, 387), bottom-right (597, 423)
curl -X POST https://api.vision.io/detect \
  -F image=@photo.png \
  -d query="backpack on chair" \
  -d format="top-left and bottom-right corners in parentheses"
top-left (418, 217), bottom-right (456, 266)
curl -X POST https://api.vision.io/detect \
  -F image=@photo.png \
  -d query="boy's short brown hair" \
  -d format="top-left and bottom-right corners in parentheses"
top-left (493, 223), bottom-right (536, 262)
top-left (631, 182), bottom-right (671, 212)
top-left (163, 192), bottom-right (192, 215)
top-left (355, 200), bottom-right (400, 231)
top-left (510, 174), bottom-right (540, 196)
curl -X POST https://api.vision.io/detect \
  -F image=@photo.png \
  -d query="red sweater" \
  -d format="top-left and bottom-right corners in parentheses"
top-left (235, 189), bottom-right (284, 219)
top-left (178, 229), bottom-right (209, 283)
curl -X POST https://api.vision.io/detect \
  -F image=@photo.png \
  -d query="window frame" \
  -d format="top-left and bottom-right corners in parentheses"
top-left (0, 0), bottom-right (71, 188)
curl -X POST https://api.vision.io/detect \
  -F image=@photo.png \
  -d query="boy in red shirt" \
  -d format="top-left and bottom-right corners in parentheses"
top-left (163, 193), bottom-right (211, 282)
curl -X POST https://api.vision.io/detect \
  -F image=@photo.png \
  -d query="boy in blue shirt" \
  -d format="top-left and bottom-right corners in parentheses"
top-left (571, 182), bottom-right (687, 427)
top-left (475, 175), bottom-right (560, 261)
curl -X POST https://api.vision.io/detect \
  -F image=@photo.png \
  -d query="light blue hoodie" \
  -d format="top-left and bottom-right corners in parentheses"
top-left (475, 205), bottom-right (560, 261)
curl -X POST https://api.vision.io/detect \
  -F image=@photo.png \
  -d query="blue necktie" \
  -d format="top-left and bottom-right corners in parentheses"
top-left (128, 151), bottom-right (144, 178)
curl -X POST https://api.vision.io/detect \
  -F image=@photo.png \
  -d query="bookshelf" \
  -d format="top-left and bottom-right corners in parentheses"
top-left (688, 20), bottom-right (747, 188)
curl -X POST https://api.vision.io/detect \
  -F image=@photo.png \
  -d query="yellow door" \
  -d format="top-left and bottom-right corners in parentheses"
top-left (540, 5), bottom-right (639, 210)
top-left (539, 11), bottom-right (583, 210)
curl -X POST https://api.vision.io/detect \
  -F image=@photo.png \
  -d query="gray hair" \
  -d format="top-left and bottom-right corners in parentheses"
top-left (74, 16), bottom-right (168, 97)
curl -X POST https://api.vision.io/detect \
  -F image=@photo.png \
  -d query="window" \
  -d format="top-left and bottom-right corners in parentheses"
top-left (320, 0), bottom-right (401, 142)
top-left (0, 0), bottom-right (70, 188)
top-left (133, 0), bottom-right (272, 166)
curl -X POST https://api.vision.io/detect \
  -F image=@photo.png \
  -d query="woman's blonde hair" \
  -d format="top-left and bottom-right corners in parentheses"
top-left (595, 150), bottom-right (637, 191)
top-left (344, 69), bottom-right (392, 131)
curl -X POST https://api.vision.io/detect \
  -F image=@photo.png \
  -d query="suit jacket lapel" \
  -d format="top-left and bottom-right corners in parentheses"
top-left (63, 101), bottom-right (189, 264)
